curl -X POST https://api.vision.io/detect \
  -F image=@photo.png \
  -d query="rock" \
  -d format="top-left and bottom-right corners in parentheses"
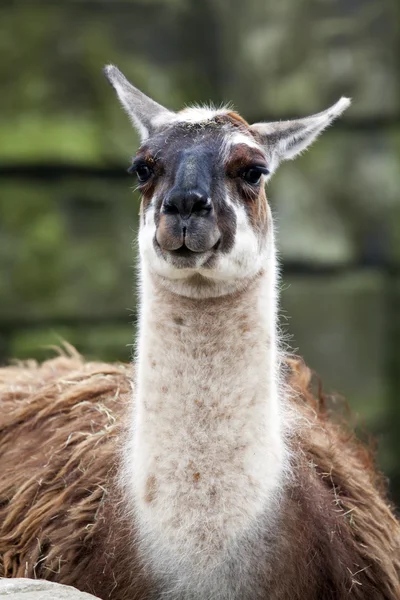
top-left (0, 578), bottom-right (100, 600)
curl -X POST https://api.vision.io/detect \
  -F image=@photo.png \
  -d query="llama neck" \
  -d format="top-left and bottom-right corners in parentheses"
top-left (125, 258), bottom-right (287, 582)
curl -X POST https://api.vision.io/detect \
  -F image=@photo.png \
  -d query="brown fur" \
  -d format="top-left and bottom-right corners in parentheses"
top-left (277, 358), bottom-right (400, 599)
top-left (225, 143), bottom-right (267, 178)
top-left (0, 347), bottom-right (399, 599)
top-left (131, 148), bottom-right (159, 212)
top-left (219, 111), bottom-right (250, 129)
top-left (225, 143), bottom-right (269, 232)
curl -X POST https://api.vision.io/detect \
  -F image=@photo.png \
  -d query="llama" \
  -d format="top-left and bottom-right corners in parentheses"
top-left (0, 66), bottom-right (399, 599)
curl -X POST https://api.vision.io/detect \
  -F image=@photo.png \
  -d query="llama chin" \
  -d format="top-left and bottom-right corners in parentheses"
top-left (0, 68), bottom-right (398, 600)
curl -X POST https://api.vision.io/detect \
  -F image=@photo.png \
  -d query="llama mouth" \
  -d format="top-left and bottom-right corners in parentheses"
top-left (154, 238), bottom-right (220, 267)
top-left (169, 238), bottom-right (221, 257)
top-left (169, 245), bottom-right (203, 258)
top-left (166, 244), bottom-right (209, 268)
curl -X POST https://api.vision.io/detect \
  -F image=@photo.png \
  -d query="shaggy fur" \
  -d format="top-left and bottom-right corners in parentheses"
top-left (0, 347), bottom-right (399, 599)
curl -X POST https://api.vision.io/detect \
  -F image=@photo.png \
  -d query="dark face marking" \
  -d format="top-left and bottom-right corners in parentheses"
top-left (156, 146), bottom-right (221, 254)
top-left (131, 114), bottom-right (269, 267)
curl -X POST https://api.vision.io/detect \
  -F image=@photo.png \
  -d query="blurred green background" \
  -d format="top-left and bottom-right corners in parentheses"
top-left (0, 0), bottom-right (399, 504)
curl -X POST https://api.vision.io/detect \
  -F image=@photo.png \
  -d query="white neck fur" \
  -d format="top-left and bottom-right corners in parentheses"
top-left (122, 244), bottom-right (289, 597)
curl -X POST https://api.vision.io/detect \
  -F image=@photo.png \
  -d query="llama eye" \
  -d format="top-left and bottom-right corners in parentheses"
top-left (242, 166), bottom-right (269, 185)
top-left (135, 164), bottom-right (153, 183)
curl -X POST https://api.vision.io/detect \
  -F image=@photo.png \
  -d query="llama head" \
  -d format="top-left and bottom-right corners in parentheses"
top-left (105, 65), bottom-right (350, 297)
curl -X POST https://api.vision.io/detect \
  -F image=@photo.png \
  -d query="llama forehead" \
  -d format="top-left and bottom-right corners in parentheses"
top-left (136, 124), bottom-right (225, 181)
top-left (136, 110), bottom-right (265, 173)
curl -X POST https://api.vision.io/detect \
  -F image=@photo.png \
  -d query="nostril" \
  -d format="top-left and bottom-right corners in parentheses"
top-left (162, 191), bottom-right (212, 218)
top-left (162, 202), bottom-right (180, 215)
top-left (192, 198), bottom-right (212, 216)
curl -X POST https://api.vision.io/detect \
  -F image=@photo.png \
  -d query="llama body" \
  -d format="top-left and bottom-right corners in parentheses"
top-left (0, 68), bottom-right (399, 599)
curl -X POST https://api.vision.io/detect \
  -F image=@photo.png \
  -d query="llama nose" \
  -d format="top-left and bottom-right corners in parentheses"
top-left (162, 189), bottom-right (212, 220)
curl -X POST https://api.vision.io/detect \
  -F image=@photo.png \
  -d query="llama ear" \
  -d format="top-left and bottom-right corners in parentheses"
top-left (104, 65), bottom-right (175, 141)
top-left (250, 97), bottom-right (351, 169)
